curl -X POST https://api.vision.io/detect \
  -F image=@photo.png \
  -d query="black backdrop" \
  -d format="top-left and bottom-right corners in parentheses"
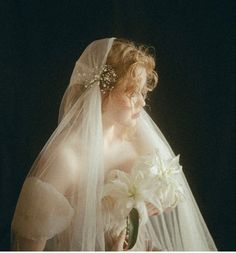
top-left (0, 0), bottom-right (235, 250)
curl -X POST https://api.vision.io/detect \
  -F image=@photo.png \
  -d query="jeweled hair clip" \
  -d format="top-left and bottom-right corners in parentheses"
top-left (80, 64), bottom-right (118, 94)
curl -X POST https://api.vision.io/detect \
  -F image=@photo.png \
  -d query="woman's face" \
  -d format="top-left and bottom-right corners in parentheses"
top-left (103, 66), bottom-right (147, 128)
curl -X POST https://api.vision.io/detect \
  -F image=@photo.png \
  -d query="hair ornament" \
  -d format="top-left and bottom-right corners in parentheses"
top-left (78, 64), bottom-right (118, 94)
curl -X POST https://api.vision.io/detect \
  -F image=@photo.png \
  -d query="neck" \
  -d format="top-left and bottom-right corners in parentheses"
top-left (102, 114), bottom-right (126, 147)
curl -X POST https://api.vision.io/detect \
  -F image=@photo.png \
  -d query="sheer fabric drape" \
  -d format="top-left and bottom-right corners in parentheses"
top-left (11, 37), bottom-right (217, 250)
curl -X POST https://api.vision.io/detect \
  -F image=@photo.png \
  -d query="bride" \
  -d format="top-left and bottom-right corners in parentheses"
top-left (11, 37), bottom-right (217, 250)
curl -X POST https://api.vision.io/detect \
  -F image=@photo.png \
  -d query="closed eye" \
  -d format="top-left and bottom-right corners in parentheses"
top-left (128, 88), bottom-right (147, 99)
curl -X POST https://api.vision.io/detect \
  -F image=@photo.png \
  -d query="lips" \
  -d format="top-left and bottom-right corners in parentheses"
top-left (132, 112), bottom-right (140, 119)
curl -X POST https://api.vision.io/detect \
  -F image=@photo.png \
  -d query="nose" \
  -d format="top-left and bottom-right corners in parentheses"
top-left (141, 96), bottom-right (146, 107)
top-left (138, 93), bottom-right (146, 107)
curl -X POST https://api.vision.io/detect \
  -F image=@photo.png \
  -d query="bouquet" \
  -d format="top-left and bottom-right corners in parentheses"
top-left (102, 152), bottom-right (185, 249)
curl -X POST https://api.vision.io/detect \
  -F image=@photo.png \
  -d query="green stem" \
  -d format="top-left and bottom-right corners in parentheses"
top-left (126, 208), bottom-right (139, 250)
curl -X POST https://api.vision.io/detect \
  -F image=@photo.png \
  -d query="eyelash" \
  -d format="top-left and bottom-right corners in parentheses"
top-left (129, 91), bottom-right (147, 98)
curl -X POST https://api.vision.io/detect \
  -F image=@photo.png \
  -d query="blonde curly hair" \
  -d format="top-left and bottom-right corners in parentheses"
top-left (106, 38), bottom-right (158, 97)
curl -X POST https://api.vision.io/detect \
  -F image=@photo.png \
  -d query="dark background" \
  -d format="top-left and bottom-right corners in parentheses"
top-left (0, 0), bottom-right (235, 250)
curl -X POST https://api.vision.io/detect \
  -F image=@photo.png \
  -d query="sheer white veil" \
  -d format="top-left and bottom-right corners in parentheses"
top-left (11, 37), bottom-right (217, 250)
top-left (136, 112), bottom-right (217, 250)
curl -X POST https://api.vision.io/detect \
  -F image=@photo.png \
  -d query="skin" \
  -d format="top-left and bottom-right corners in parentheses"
top-left (12, 66), bottom-right (159, 251)
top-left (102, 66), bottom-right (147, 138)
top-left (103, 66), bottom-right (160, 250)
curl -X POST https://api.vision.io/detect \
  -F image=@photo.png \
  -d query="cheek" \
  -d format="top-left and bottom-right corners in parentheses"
top-left (115, 96), bottom-right (132, 109)
top-left (106, 94), bottom-right (137, 125)
top-left (112, 96), bottom-right (134, 123)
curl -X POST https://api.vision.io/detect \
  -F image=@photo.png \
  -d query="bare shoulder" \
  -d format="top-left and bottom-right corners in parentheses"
top-left (132, 133), bottom-right (153, 156)
top-left (41, 142), bottom-right (80, 195)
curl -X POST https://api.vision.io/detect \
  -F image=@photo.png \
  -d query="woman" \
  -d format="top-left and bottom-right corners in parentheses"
top-left (11, 37), bottom-right (217, 250)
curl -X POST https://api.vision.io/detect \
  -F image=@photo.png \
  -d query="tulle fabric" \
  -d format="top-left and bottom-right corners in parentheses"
top-left (134, 111), bottom-right (217, 250)
top-left (11, 37), bottom-right (217, 250)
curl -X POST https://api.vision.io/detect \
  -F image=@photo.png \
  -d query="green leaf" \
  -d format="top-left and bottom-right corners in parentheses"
top-left (127, 208), bottom-right (139, 250)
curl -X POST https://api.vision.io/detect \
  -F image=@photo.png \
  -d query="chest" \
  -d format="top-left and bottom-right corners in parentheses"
top-left (103, 140), bottom-right (138, 177)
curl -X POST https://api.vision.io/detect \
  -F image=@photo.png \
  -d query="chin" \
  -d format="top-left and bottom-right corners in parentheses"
top-left (118, 115), bottom-right (138, 128)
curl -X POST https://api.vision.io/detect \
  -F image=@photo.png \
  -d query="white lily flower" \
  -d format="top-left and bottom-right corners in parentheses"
top-left (153, 154), bottom-right (185, 209)
top-left (102, 153), bottom-right (185, 230)
top-left (103, 168), bottom-right (159, 225)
